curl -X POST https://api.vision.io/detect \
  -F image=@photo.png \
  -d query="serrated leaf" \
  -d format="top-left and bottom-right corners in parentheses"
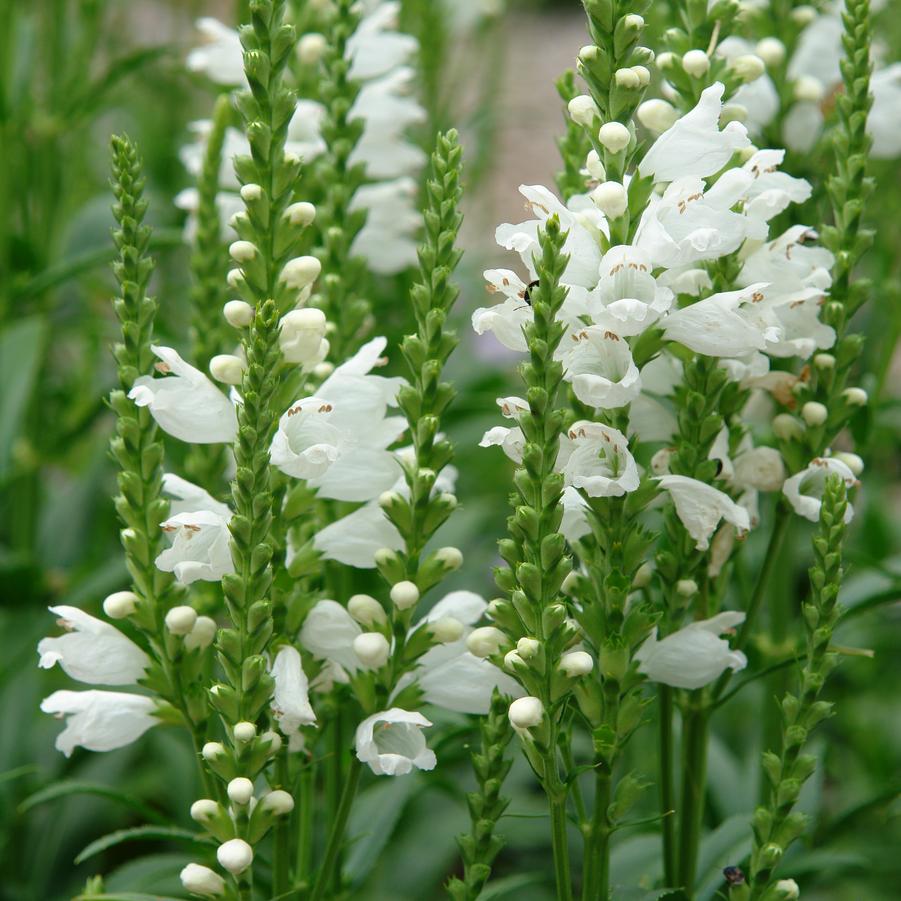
top-left (20, 780), bottom-right (166, 825)
top-left (74, 825), bottom-right (213, 865)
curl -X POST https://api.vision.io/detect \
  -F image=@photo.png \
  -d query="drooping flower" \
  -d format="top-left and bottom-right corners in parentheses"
top-left (478, 396), bottom-right (529, 463)
top-left (38, 606), bottom-right (149, 686)
top-left (300, 600), bottom-right (363, 676)
top-left (472, 269), bottom-right (534, 352)
top-left (355, 708), bottom-right (437, 776)
top-left (312, 501), bottom-right (404, 569)
top-left (270, 646), bottom-right (317, 749)
top-left (129, 346), bottom-right (237, 444)
top-left (635, 611), bottom-right (747, 690)
top-left (656, 474), bottom-right (751, 550)
top-left (557, 422), bottom-right (639, 498)
top-left (41, 690), bottom-right (158, 757)
top-left (782, 457), bottom-right (857, 523)
top-left (156, 509), bottom-right (233, 586)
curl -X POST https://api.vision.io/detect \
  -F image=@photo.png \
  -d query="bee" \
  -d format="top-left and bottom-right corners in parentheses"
top-left (722, 866), bottom-right (746, 886)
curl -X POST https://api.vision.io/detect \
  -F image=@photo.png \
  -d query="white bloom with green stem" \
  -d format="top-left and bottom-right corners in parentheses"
top-left (557, 421), bottom-right (640, 498)
top-left (560, 327), bottom-right (641, 409)
top-left (655, 474), bottom-right (752, 550)
top-left (783, 457), bottom-right (857, 523)
top-left (355, 708), bottom-right (437, 776)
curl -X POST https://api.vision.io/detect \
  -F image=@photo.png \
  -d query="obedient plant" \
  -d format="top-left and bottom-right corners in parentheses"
top-left (36, 0), bottom-right (889, 898)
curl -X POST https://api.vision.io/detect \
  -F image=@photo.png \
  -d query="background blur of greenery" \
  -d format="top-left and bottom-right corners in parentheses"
top-left (1, 0), bottom-right (898, 898)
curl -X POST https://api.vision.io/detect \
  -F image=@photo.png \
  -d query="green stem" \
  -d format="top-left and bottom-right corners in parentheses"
top-left (273, 753), bottom-right (291, 897)
top-left (297, 759), bottom-right (316, 895)
top-left (584, 768), bottom-right (612, 901)
top-left (549, 787), bottom-right (574, 901)
top-left (309, 756), bottom-right (362, 901)
top-left (658, 685), bottom-right (677, 888)
top-left (676, 701), bottom-right (709, 898)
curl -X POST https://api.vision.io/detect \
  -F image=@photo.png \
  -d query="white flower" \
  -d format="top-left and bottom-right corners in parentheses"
top-left (662, 284), bottom-right (775, 358)
top-left (635, 611), bottom-right (747, 689)
top-left (733, 446), bottom-right (786, 492)
top-left (156, 509), bottom-right (234, 585)
top-left (300, 600), bottom-right (362, 675)
top-left (478, 395), bottom-right (529, 462)
top-left (639, 82), bottom-right (750, 183)
top-left (782, 457), bottom-right (856, 523)
top-left (495, 185), bottom-right (607, 289)
top-left (180, 862), bottom-right (226, 897)
top-left (162, 473), bottom-right (233, 519)
top-left (38, 606), bottom-right (149, 686)
top-left (738, 226), bottom-right (833, 296)
top-left (508, 696), bottom-right (544, 731)
top-left (869, 64), bottom-right (901, 158)
top-left (587, 245), bottom-right (673, 336)
top-left (560, 328), bottom-right (641, 409)
top-left (408, 591), bottom-right (522, 714)
top-left (472, 269), bottom-right (534, 352)
top-left (312, 501), bottom-right (404, 568)
top-left (279, 309), bottom-right (329, 366)
top-left (740, 149), bottom-right (812, 224)
top-left (270, 338), bottom-right (405, 501)
top-left (186, 17), bottom-right (244, 84)
top-left (656, 474), bottom-right (751, 550)
top-left (561, 486), bottom-right (592, 543)
top-left (41, 690), bottom-right (158, 756)
top-left (271, 646), bottom-right (317, 749)
top-left (355, 708), bottom-right (437, 776)
top-left (635, 174), bottom-right (764, 269)
top-left (349, 177), bottom-right (421, 274)
top-left (557, 422), bottom-right (639, 497)
top-left (129, 346), bottom-right (237, 444)
top-left (347, 2), bottom-right (418, 80)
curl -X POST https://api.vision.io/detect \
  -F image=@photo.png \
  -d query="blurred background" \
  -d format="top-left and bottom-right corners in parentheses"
top-left (1, 0), bottom-right (899, 898)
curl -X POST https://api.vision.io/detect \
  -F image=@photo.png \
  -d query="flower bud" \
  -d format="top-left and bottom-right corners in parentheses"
top-left (261, 730), bottom-right (282, 753)
top-left (614, 67), bottom-right (640, 88)
top-left (832, 451), bottom-right (864, 476)
top-left (226, 268), bottom-right (245, 289)
top-left (676, 579), bottom-right (698, 597)
top-left (730, 54), bottom-right (766, 83)
top-left (508, 696), bottom-right (544, 730)
top-left (772, 413), bottom-right (803, 440)
top-left (801, 401), bottom-right (828, 426)
top-left (217, 838), bottom-right (253, 875)
top-left (428, 617), bottom-right (464, 643)
top-left (209, 354), bottom-right (245, 386)
top-left (353, 632), bottom-right (391, 668)
top-left (348, 594), bottom-right (387, 627)
top-left (516, 637), bottom-right (540, 659)
top-left (774, 879), bottom-right (800, 899)
top-left (233, 721), bottom-right (256, 742)
top-left (103, 590), bottom-right (138, 619)
top-left (632, 65), bottom-right (650, 87)
top-left (637, 99), bottom-right (678, 133)
top-left (297, 32), bottom-right (327, 65)
top-left (503, 649), bottom-right (525, 671)
top-left (560, 650), bottom-right (594, 677)
top-left (228, 240), bottom-right (257, 262)
top-left (682, 49), bottom-right (710, 77)
top-left (721, 103), bottom-right (747, 124)
top-left (755, 37), bottom-right (786, 67)
top-left (794, 75), bottom-right (824, 102)
top-left (813, 352), bottom-right (835, 369)
top-left (791, 5), bottom-right (816, 24)
top-left (239, 183), bottom-right (262, 202)
top-left (436, 546), bottom-right (463, 571)
top-left (843, 387), bottom-right (867, 406)
top-left (202, 741), bottom-right (226, 761)
top-left (227, 777), bottom-right (254, 806)
top-left (261, 789), bottom-right (294, 815)
top-left (390, 580), bottom-right (420, 610)
top-left (632, 561), bottom-right (653, 589)
top-left (598, 121), bottom-right (631, 153)
top-left (591, 181), bottom-right (629, 218)
top-left (623, 13), bottom-right (644, 30)
top-left (561, 570), bottom-right (580, 594)
top-left (223, 299), bottom-right (255, 327)
top-left (585, 149), bottom-right (606, 181)
top-left (165, 605), bottom-right (197, 636)
top-left (467, 626), bottom-right (508, 658)
top-left (579, 44), bottom-right (598, 63)
top-left (313, 361), bottom-right (334, 379)
top-left (284, 201), bottom-right (317, 226)
top-left (279, 308), bottom-right (327, 365)
top-left (190, 799), bottom-right (220, 822)
top-left (280, 256), bottom-right (322, 290)
top-left (185, 615), bottom-right (218, 651)
top-left (180, 863), bottom-right (226, 897)
top-left (656, 51), bottom-right (676, 71)
top-left (568, 94), bottom-right (599, 126)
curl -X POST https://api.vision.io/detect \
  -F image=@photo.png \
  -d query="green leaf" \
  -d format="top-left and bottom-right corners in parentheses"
top-left (0, 316), bottom-right (47, 481)
top-left (695, 814), bottom-right (752, 901)
top-left (74, 825), bottom-right (213, 865)
top-left (20, 780), bottom-right (167, 825)
top-left (478, 872), bottom-right (546, 899)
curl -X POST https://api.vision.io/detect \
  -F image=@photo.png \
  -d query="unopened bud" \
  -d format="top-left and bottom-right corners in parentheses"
top-left (813, 352), bottom-right (835, 369)
top-left (279, 308), bottom-right (327, 364)
top-left (791, 5), bottom-right (817, 25)
top-left (568, 94), bottom-right (599, 126)
top-left (832, 451), bottom-right (864, 476)
top-left (560, 650), bottom-right (594, 677)
top-left (637, 99), bottom-right (679, 136)
top-left (233, 721), bottom-right (256, 742)
top-left (223, 299), bottom-right (255, 327)
top-left (516, 637), bottom-right (540, 659)
top-left (598, 121), bottom-right (631, 153)
top-left (226, 268), bottom-right (245, 289)
top-left (239, 183), bottom-right (262, 202)
top-left (436, 546), bottom-right (463, 570)
top-left (297, 32), bottom-right (327, 65)
top-left (467, 626), bottom-right (507, 658)
top-left (280, 256), bottom-right (322, 290)
top-left (632, 561), bottom-right (653, 589)
top-left (227, 777), bottom-right (254, 806)
top-left (429, 617), bottom-right (464, 643)
top-left (774, 878), bottom-right (800, 899)
top-left (185, 615), bottom-right (218, 651)
top-left (202, 741), bottom-right (226, 761)
top-left (585, 149), bottom-right (606, 181)
top-left (284, 201), bottom-right (317, 226)
top-left (561, 570), bottom-right (580, 594)
top-left (312, 361), bottom-right (334, 379)
top-left (165, 605), bottom-right (197, 636)
top-left (217, 838), bottom-right (253, 875)
top-left (579, 45), bottom-right (598, 63)
top-left (794, 75), bottom-right (824, 102)
top-left (261, 730), bottom-right (282, 753)
top-left (348, 594), bottom-right (387, 627)
top-left (353, 632), bottom-right (391, 668)
top-left (801, 401), bottom-right (828, 426)
top-left (721, 104), bottom-right (747, 124)
top-left (390, 580), bottom-right (420, 610)
top-left (508, 696), bottom-right (544, 730)
top-left (614, 67), bottom-right (641, 88)
top-left (209, 354), bottom-right (245, 386)
top-left (261, 789), bottom-right (294, 815)
top-left (180, 863), bottom-right (226, 897)
top-left (772, 413), bottom-right (803, 440)
top-left (656, 51), bottom-right (676, 71)
top-left (843, 387), bottom-right (867, 406)
top-left (228, 240), bottom-right (257, 262)
top-left (103, 590), bottom-right (138, 619)
top-left (682, 49), bottom-right (710, 77)
top-left (632, 65), bottom-right (650, 87)
top-left (730, 54), bottom-right (766, 83)
top-left (756, 37), bottom-right (786, 67)
top-left (190, 799), bottom-right (219, 822)
top-left (676, 579), bottom-right (698, 597)
top-left (503, 649), bottom-right (525, 671)
top-left (592, 181), bottom-right (629, 218)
